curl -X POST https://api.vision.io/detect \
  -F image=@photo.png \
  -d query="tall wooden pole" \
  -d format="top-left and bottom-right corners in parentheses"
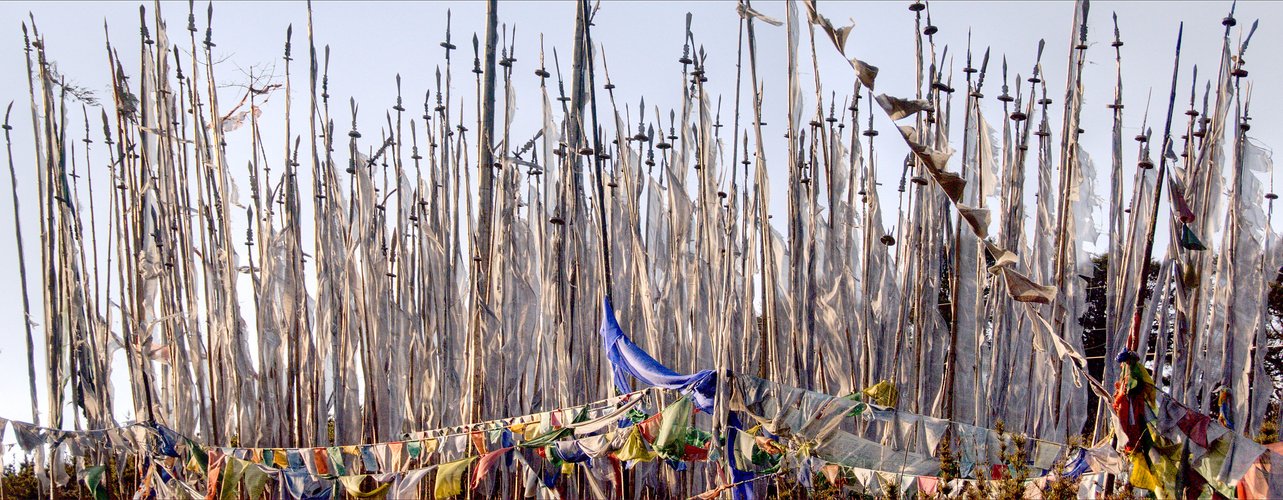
top-left (1128, 23), bottom-right (1182, 351)
top-left (584, 4), bottom-right (612, 300)
top-left (470, 0), bottom-right (499, 425)
top-left (18, 24), bottom-right (43, 430)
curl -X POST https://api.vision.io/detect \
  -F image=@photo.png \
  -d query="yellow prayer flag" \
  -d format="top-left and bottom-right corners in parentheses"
top-left (272, 449), bottom-right (289, 469)
top-left (1129, 450), bottom-right (1160, 492)
top-left (613, 427), bottom-right (658, 462)
top-left (433, 456), bottom-right (478, 499)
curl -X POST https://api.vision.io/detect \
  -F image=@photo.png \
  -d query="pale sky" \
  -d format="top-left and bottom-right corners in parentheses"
top-left (0, 0), bottom-right (1279, 433)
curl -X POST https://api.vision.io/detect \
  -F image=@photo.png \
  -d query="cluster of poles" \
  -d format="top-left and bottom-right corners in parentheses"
top-left (2, 0), bottom-right (1277, 497)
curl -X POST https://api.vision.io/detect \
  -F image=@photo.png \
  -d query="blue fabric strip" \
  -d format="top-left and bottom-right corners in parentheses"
top-left (599, 298), bottom-right (717, 413)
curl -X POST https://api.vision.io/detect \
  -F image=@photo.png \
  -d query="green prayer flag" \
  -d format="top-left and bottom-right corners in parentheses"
top-left (519, 406), bottom-right (588, 448)
top-left (624, 408), bottom-right (648, 424)
top-left (242, 463), bottom-right (270, 500)
top-left (219, 457), bottom-right (247, 500)
top-left (327, 446), bottom-right (347, 476)
top-left (655, 396), bottom-right (692, 457)
top-left (1179, 223), bottom-right (1207, 251)
top-left (186, 438), bottom-right (208, 472)
top-left (80, 465), bottom-right (108, 500)
top-left (519, 426), bottom-right (574, 448)
top-left (572, 405), bottom-right (590, 424)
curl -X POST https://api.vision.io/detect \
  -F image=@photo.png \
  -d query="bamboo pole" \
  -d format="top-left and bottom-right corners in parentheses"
top-left (19, 23), bottom-right (44, 431)
top-left (3, 100), bottom-right (42, 446)
top-left (1128, 24), bottom-right (1183, 352)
